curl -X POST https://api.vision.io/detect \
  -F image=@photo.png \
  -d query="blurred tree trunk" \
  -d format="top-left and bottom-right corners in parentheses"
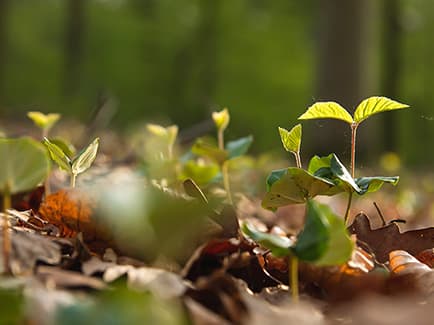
top-left (64, 0), bottom-right (85, 96)
top-left (169, 0), bottom-right (219, 125)
top-left (380, 0), bottom-right (402, 152)
top-left (313, 0), bottom-right (371, 159)
top-left (0, 0), bottom-right (9, 108)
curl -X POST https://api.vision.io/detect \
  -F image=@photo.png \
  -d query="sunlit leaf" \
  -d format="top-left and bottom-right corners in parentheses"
top-left (265, 168), bottom-right (287, 191)
top-left (278, 124), bottom-right (301, 153)
top-left (212, 108), bottom-right (230, 131)
top-left (43, 137), bottom-right (71, 172)
top-left (27, 111), bottom-right (61, 131)
top-left (72, 138), bottom-right (99, 175)
top-left (355, 176), bottom-right (399, 194)
top-left (298, 102), bottom-right (353, 124)
top-left (49, 137), bottom-right (76, 157)
top-left (353, 96), bottom-right (409, 124)
top-left (191, 138), bottom-right (227, 164)
top-left (307, 154), bottom-right (333, 174)
top-left (146, 123), bottom-right (168, 137)
top-left (0, 137), bottom-right (50, 194)
top-left (262, 168), bottom-right (335, 210)
top-left (329, 154), bottom-right (361, 193)
top-left (180, 160), bottom-right (220, 186)
top-left (242, 222), bottom-right (293, 257)
top-left (226, 135), bottom-right (253, 159)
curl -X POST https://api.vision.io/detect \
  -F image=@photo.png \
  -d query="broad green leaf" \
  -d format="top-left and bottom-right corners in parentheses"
top-left (298, 102), bottom-right (354, 124)
top-left (212, 108), bottom-right (230, 131)
top-left (27, 111), bottom-right (60, 131)
top-left (307, 154), bottom-right (333, 174)
top-left (226, 135), bottom-right (253, 159)
top-left (43, 137), bottom-right (71, 172)
top-left (353, 96), bottom-right (409, 124)
top-left (292, 200), bottom-right (330, 261)
top-left (72, 138), bottom-right (99, 175)
top-left (329, 154), bottom-right (362, 193)
top-left (266, 168), bottom-right (287, 191)
top-left (191, 138), bottom-right (227, 164)
top-left (180, 160), bottom-right (220, 186)
top-left (312, 203), bottom-right (354, 265)
top-left (262, 168), bottom-right (335, 210)
top-left (242, 223), bottom-right (293, 257)
top-left (278, 124), bottom-right (301, 153)
top-left (0, 137), bottom-right (50, 194)
top-left (355, 176), bottom-right (399, 194)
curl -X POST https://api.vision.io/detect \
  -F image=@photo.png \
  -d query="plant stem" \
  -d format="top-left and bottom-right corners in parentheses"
top-left (350, 123), bottom-right (358, 178)
top-left (344, 191), bottom-right (353, 224)
top-left (2, 185), bottom-right (12, 274)
top-left (70, 173), bottom-right (77, 188)
top-left (222, 162), bottom-right (233, 205)
top-left (290, 255), bottom-right (299, 303)
top-left (293, 151), bottom-right (302, 168)
top-left (217, 129), bottom-right (224, 151)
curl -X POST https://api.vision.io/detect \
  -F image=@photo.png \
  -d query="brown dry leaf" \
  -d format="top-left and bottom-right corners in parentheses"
top-left (416, 248), bottom-right (434, 268)
top-left (348, 213), bottom-right (434, 263)
top-left (0, 228), bottom-right (61, 275)
top-left (389, 250), bottom-right (434, 295)
top-left (38, 189), bottom-right (112, 244)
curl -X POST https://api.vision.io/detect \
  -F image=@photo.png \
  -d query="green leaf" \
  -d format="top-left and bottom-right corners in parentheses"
top-left (146, 124), bottom-right (178, 146)
top-left (329, 154), bottom-right (362, 193)
top-left (0, 137), bottom-right (50, 194)
top-left (241, 222), bottom-right (293, 257)
top-left (278, 124), bottom-right (302, 153)
top-left (180, 160), bottom-right (220, 186)
top-left (27, 111), bottom-right (61, 131)
top-left (298, 102), bottom-right (354, 124)
top-left (71, 138), bottom-right (99, 175)
top-left (212, 108), bottom-right (230, 131)
top-left (307, 154), bottom-right (333, 174)
top-left (262, 168), bottom-right (335, 210)
top-left (353, 96), bottom-right (409, 124)
top-left (49, 137), bottom-right (76, 158)
top-left (43, 137), bottom-right (72, 172)
top-left (226, 135), bottom-right (253, 159)
top-left (191, 138), bottom-right (227, 164)
top-left (355, 176), bottom-right (399, 194)
top-left (292, 200), bottom-right (330, 261)
top-left (266, 168), bottom-right (287, 191)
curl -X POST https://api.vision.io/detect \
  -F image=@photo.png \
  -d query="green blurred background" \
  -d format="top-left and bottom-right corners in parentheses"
top-left (0, 0), bottom-right (433, 166)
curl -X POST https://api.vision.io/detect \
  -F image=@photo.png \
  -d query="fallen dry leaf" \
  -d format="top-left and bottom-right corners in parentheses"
top-left (348, 213), bottom-right (434, 263)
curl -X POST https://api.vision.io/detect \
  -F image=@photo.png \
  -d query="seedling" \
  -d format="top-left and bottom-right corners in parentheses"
top-left (43, 137), bottom-right (99, 188)
top-left (298, 96), bottom-right (409, 178)
top-left (0, 137), bottom-right (50, 274)
top-left (191, 108), bottom-right (253, 204)
top-left (278, 124), bottom-right (302, 168)
top-left (27, 111), bottom-right (61, 139)
top-left (146, 123), bottom-right (178, 160)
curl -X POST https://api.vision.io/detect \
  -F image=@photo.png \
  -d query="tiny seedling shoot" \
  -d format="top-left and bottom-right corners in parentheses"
top-left (146, 123), bottom-right (178, 160)
top-left (27, 111), bottom-right (61, 139)
top-left (0, 137), bottom-right (50, 274)
top-left (43, 137), bottom-right (99, 188)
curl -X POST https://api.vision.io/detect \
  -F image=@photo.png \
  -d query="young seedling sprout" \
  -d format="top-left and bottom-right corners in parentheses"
top-left (27, 111), bottom-right (61, 139)
top-left (146, 124), bottom-right (178, 160)
top-left (278, 124), bottom-right (302, 168)
top-left (43, 137), bottom-right (99, 188)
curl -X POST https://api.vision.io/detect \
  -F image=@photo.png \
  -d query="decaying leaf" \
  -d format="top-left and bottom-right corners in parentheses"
top-left (348, 213), bottom-right (434, 263)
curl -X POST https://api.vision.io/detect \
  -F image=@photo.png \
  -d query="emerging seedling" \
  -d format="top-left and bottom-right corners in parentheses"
top-left (146, 124), bottom-right (178, 160)
top-left (298, 96), bottom-right (409, 178)
top-left (27, 111), bottom-right (61, 139)
top-left (43, 137), bottom-right (99, 188)
top-left (278, 124), bottom-right (302, 168)
top-left (0, 137), bottom-right (50, 273)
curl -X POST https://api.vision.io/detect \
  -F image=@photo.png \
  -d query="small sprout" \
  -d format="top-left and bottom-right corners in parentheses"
top-left (43, 137), bottom-right (99, 188)
top-left (212, 108), bottom-right (230, 133)
top-left (146, 123), bottom-right (178, 160)
top-left (278, 124), bottom-right (302, 168)
top-left (27, 111), bottom-right (61, 138)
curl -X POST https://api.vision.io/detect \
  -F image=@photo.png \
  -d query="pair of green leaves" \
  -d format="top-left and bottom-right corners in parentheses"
top-left (299, 96), bottom-right (409, 126)
top-left (0, 137), bottom-right (50, 194)
top-left (191, 135), bottom-right (253, 165)
top-left (262, 153), bottom-right (399, 210)
top-left (243, 199), bottom-right (354, 265)
top-left (43, 137), bottom-right (99, 178)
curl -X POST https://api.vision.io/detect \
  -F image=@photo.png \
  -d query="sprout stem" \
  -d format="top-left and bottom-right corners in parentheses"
top-left (350, 123), bottom-right (358, 178)
top-left (222, 162), bottom-right (233, 205)
top-left (293, 151), bottom-right (302, 168)
top-left (344, 191), bottom-right (353, 224)
top-left (2, 185), bottom-right (12, 274)
top-left (70, 173), bottom-right (77, 188)
top-left (290, 255), bottom-right (299, 303)
top-left (217, 129), bottom-right (224, 151)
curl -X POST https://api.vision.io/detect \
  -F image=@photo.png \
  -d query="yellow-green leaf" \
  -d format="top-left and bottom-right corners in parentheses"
top-left (353, 96), bottom-right (409, 124)
top-left (43, 137), bottom-right (71, 172)
top-left (27, 111), bottom-right (61, 131)
top-left (298, 102), bottom-right (354, 124)
top-left (278, 124), bottom-right (301, 153)
top-left (72, 138), bottom-right (99, 175)
top-left (212, 108), bottom-right (230, 131)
